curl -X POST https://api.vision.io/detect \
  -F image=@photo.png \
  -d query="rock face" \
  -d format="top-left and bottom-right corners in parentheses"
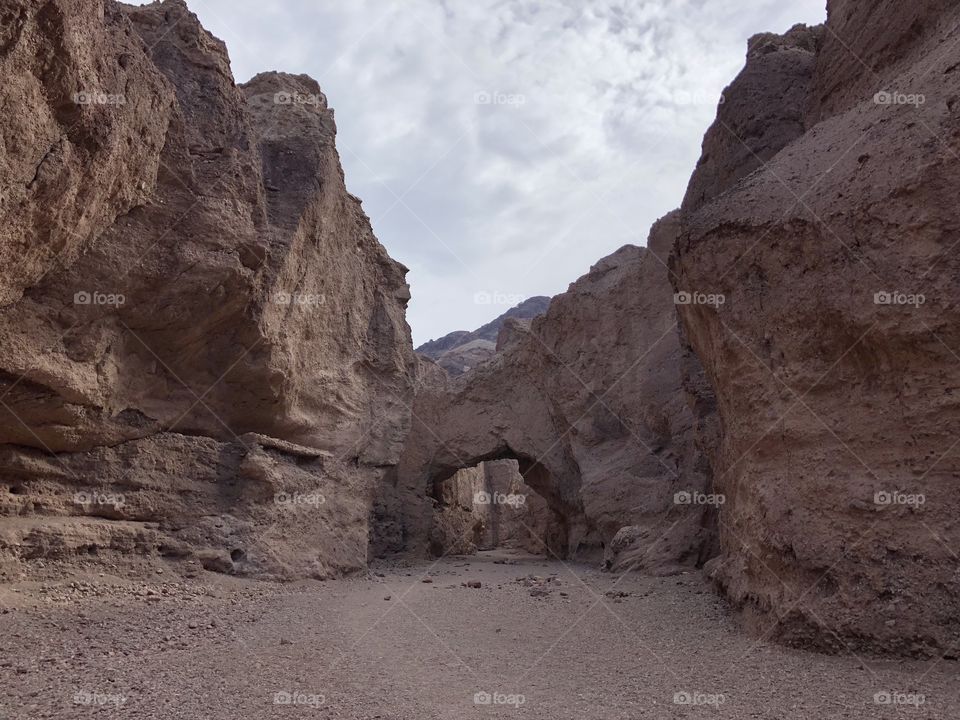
top-left (0, 0), bottom-right (172, 306)
top-left (0, 0), bottom-right (414, 579)
top-left (672, 2), bottom-right (960, 654)
top-left (417, 296), bottom-right (550, 377)
top-left (681, 24), bottom-right (823, 213)
top-left (394, 216), bottom-right (716, 573)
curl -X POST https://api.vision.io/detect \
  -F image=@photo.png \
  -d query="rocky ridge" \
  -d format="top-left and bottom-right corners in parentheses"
top-left (417, 296), bottom-right (550, 377)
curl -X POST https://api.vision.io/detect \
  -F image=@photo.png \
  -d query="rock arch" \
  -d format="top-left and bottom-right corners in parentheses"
top-left (386, 215), bottom-right (718, 572)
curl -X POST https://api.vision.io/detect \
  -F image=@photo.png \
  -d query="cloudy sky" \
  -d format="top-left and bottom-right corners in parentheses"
top-left (136, 0), bottom-right (827, 345)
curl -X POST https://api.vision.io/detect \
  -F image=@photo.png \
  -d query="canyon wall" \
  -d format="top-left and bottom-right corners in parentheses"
top-left (0, 0), bottom-right (415, 579)
top-left (5, 0), bottom-right (958, 661)
top-left (672, 2), bottom-right (960, 654)
top-left (394, 216), bottom-right (717, 573)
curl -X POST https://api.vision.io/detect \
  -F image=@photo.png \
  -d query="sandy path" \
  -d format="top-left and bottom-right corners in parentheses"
top-left (1, 551), bottom-right (956, 719)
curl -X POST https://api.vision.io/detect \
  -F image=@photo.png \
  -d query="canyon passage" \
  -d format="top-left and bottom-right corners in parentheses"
top-left (1, 1), bottom-right (959, 718)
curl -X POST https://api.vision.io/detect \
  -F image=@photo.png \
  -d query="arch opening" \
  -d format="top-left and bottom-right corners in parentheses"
top-left (426, 456), bottom-right (568, 560)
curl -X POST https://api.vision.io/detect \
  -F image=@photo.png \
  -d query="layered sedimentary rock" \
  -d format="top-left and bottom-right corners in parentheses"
top-left (672, 2), bottom-right (960, 654)
top-left (395, 216), bottom-right (716, 573)
top-left (417, 296), bottom-right (550, 377)
top-left (0, 0), bottom-right (414, 579)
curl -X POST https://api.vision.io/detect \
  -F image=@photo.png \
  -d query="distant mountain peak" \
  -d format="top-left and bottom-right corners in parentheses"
top-left (417, 296), bottom-right (551, 375)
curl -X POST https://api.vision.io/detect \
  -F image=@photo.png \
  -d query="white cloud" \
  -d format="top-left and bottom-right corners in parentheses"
top-left (130, 0), bottom-right (827, 344)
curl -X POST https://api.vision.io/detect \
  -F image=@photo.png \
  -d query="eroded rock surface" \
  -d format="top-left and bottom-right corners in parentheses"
top-left (0, 0), bottom-right (414, 579)
top-left (395, 215), bottom-right (716, 573)
top-left (0, 0), bottom-right (172, 306)
top-left (672, 1), bottom-right (960, 654)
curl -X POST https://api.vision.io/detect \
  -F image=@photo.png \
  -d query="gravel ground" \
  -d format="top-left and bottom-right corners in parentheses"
top-left (0, 550), bottom-right (956, 719)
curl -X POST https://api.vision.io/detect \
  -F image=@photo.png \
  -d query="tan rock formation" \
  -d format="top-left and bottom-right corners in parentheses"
top-left (0, 0), bottom-right (414, 579)
top-left (0, 0), bottom-right (173, 306)
top-left (672, 1), bottom-right (960, 654)
top-left (394, 215), bottom-right (716, 573)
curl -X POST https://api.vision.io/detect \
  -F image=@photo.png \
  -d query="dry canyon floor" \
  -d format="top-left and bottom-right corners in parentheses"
top-left (1, 551), bottom-right (956, 719)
